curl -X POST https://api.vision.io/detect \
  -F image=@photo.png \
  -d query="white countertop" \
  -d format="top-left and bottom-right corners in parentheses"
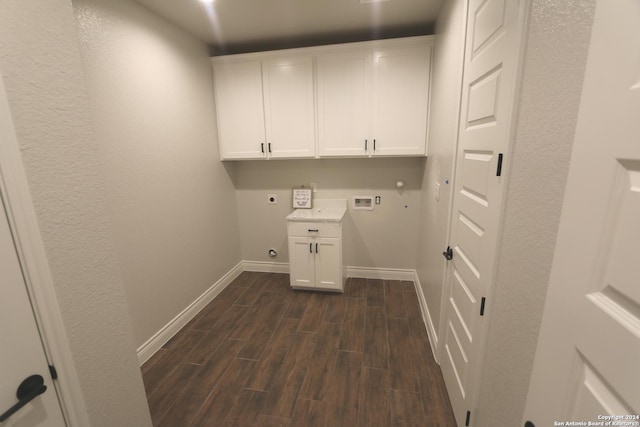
top-left (286, 199), bottom-right (347, 223)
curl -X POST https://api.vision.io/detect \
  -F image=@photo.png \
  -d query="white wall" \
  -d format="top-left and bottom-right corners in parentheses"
top-left (415, 0), bottom-right (467, 337)
top-left (475, 0), bottom-right (596, 425)
top-left (0, 0), bottom-right (152, 425)
top-left (73, 0), bottom-right (242, 347)
top-left (234, 158), bottom-right (423, 270)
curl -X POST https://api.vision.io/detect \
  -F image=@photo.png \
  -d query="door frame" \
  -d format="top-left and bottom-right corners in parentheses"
top-left (436, 0), bottom-right (532, 421)
top-left (0, 72), bottom-right (91, 426)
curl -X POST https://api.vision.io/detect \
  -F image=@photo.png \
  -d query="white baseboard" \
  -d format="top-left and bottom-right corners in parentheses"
top-left (136, 261), bottom-right (244, 365)
top-left (345, 266), bottom-right (417, 281)
top-left (412, 271), bottom-right (439, 363)
top-left (241, 260), bottom-right (289, 274)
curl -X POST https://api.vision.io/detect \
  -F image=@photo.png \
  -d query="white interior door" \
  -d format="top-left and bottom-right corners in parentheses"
top-left (439, 0), bottom-right (525, 425)
top-left (0, 191), bottom-right (66, 427)
top-left (524, 0), bottom-right (640, 424)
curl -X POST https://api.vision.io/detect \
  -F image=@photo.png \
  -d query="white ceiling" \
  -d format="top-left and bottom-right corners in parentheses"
top-left (135, 0), bottom-right (444, 55)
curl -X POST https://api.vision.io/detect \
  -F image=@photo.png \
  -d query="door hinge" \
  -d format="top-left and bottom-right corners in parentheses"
top-left (465, 410), bottom-right (471, 426)
top-left (480, 297), bottom-right (486, 316)
top-left (49, 365), bottom-right (58, 380)
top-left (496, 153), bottom-right (504, 176)
top-left (442, 246), bottom-right (453, 261)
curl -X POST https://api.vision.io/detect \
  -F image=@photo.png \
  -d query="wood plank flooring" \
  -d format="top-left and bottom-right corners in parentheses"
top-left (141, 272), bottom-right (456, 426)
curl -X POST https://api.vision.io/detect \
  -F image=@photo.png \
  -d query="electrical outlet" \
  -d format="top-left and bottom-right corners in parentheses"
top-left (267, 194), bottom-right (277, 204)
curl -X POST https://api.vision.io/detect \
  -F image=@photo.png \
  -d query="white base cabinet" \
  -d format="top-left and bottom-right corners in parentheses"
top-left (287, 222), bottom-right (343, 292)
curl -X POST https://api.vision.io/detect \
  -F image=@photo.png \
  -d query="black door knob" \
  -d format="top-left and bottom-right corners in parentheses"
top-left (0, 374), bottom-right (48, 422)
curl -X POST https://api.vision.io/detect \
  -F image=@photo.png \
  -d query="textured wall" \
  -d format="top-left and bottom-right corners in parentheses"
top-left (234, 158), bottom-right (423, 270)
top-left (0, 0), bottom-right (152, 425)
top-left (415, 0), bottom-right (467, 341)
top-left (73, 0), bottom-right (242, 346)
top-left (475, 1), bottom-right (596, 425)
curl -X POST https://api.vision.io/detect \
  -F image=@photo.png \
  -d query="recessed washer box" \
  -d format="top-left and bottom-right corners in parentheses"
top-left (353, 196), bottom-right (374, 211)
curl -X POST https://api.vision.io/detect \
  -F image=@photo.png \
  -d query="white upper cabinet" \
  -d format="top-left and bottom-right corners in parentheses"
top-left (213, 55), bottom-right (316, 160)
top-left (372, 44), bottom-right (432, 156)
top-left (213, 60), bottom-right (266, 159)
top-left (262, 56), bottom-right (316, 159)
top-left (316, 37), bottom-right (432, 157)
top-left (212, 36), bottom-right (433, 160)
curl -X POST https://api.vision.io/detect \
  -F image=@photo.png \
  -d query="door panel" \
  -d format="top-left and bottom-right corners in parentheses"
top-left (317, 51), bottom-right (371, 157)
top-left (288, 237), bottom-right (315, 288)
top-left (466, 66), bottom-right (501, 126)
top-left (0, 192), bottom-right (66, 426)
top-left (471, 0), bottom-right (507, 60)
top-left (314, 237), bottom-right (341, 291)
top-left (263, 57), bottom-right (316, 158)
top-left (440, 0), bottom-right (524, 424)
top-left (372, 45), bottom-right (431, 156)
top-left (213, 61), bottom-right (266, 159)
top-left (524, 0), bottom-right (640, 423)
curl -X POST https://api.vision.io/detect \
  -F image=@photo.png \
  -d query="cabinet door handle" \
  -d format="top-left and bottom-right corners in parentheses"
top-left (261, 143), bottom-right (264, 153)
top-left (309, 243), bottom-right (312, 253)
top-left (268, 143), bottom-right (272, 153)
top-left (373, 139), bottom-right (376, 151)
top-left (308, 229), bottom-right (319, 232)
top-left (315, 243), bottom-right (318, 253)
top-left (365, 139), bottom-right (368, 151)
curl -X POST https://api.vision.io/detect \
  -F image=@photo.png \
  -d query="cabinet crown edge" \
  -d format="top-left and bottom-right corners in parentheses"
top-left (210, 35), bottom-right (434, 63)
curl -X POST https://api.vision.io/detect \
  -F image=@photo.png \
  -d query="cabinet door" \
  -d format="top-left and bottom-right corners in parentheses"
top-left (262, 57), bottom-right (316, 159)
top-left (213, 61), bottom-right (267, 159)
top-left (317, 51), bottom-right (372, 157)
top-left (288, 237), bottom-right (315, 288)
top-left (372, 44), bottom-right (431, 156)
top-left (314, 237), bottom-right (342, 291)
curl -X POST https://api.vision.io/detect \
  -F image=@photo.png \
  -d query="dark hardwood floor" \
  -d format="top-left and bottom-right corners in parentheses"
top-left (141, 271), bottom-right (456, 426)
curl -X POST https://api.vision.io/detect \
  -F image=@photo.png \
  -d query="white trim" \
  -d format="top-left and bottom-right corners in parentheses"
top-left (0, 73), bottom-right (91, 426)
top-left (412, 271), bottom-right (439, 363)
top-left (136, 261), bottom-right (243, 365)
top-left (241, 260), bottom-right (290, 274)
top-left (345, 265), bottom-right (417, 281)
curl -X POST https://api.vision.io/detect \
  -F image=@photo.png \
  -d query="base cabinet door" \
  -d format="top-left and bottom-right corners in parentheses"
top-left (314, 238), bottom-right (342, 291)
top-left (289, 237), bottom-right (315, 288)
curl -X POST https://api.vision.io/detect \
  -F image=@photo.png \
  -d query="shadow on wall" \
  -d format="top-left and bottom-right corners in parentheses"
top-left (229, 157), bottom-right (424, 190)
